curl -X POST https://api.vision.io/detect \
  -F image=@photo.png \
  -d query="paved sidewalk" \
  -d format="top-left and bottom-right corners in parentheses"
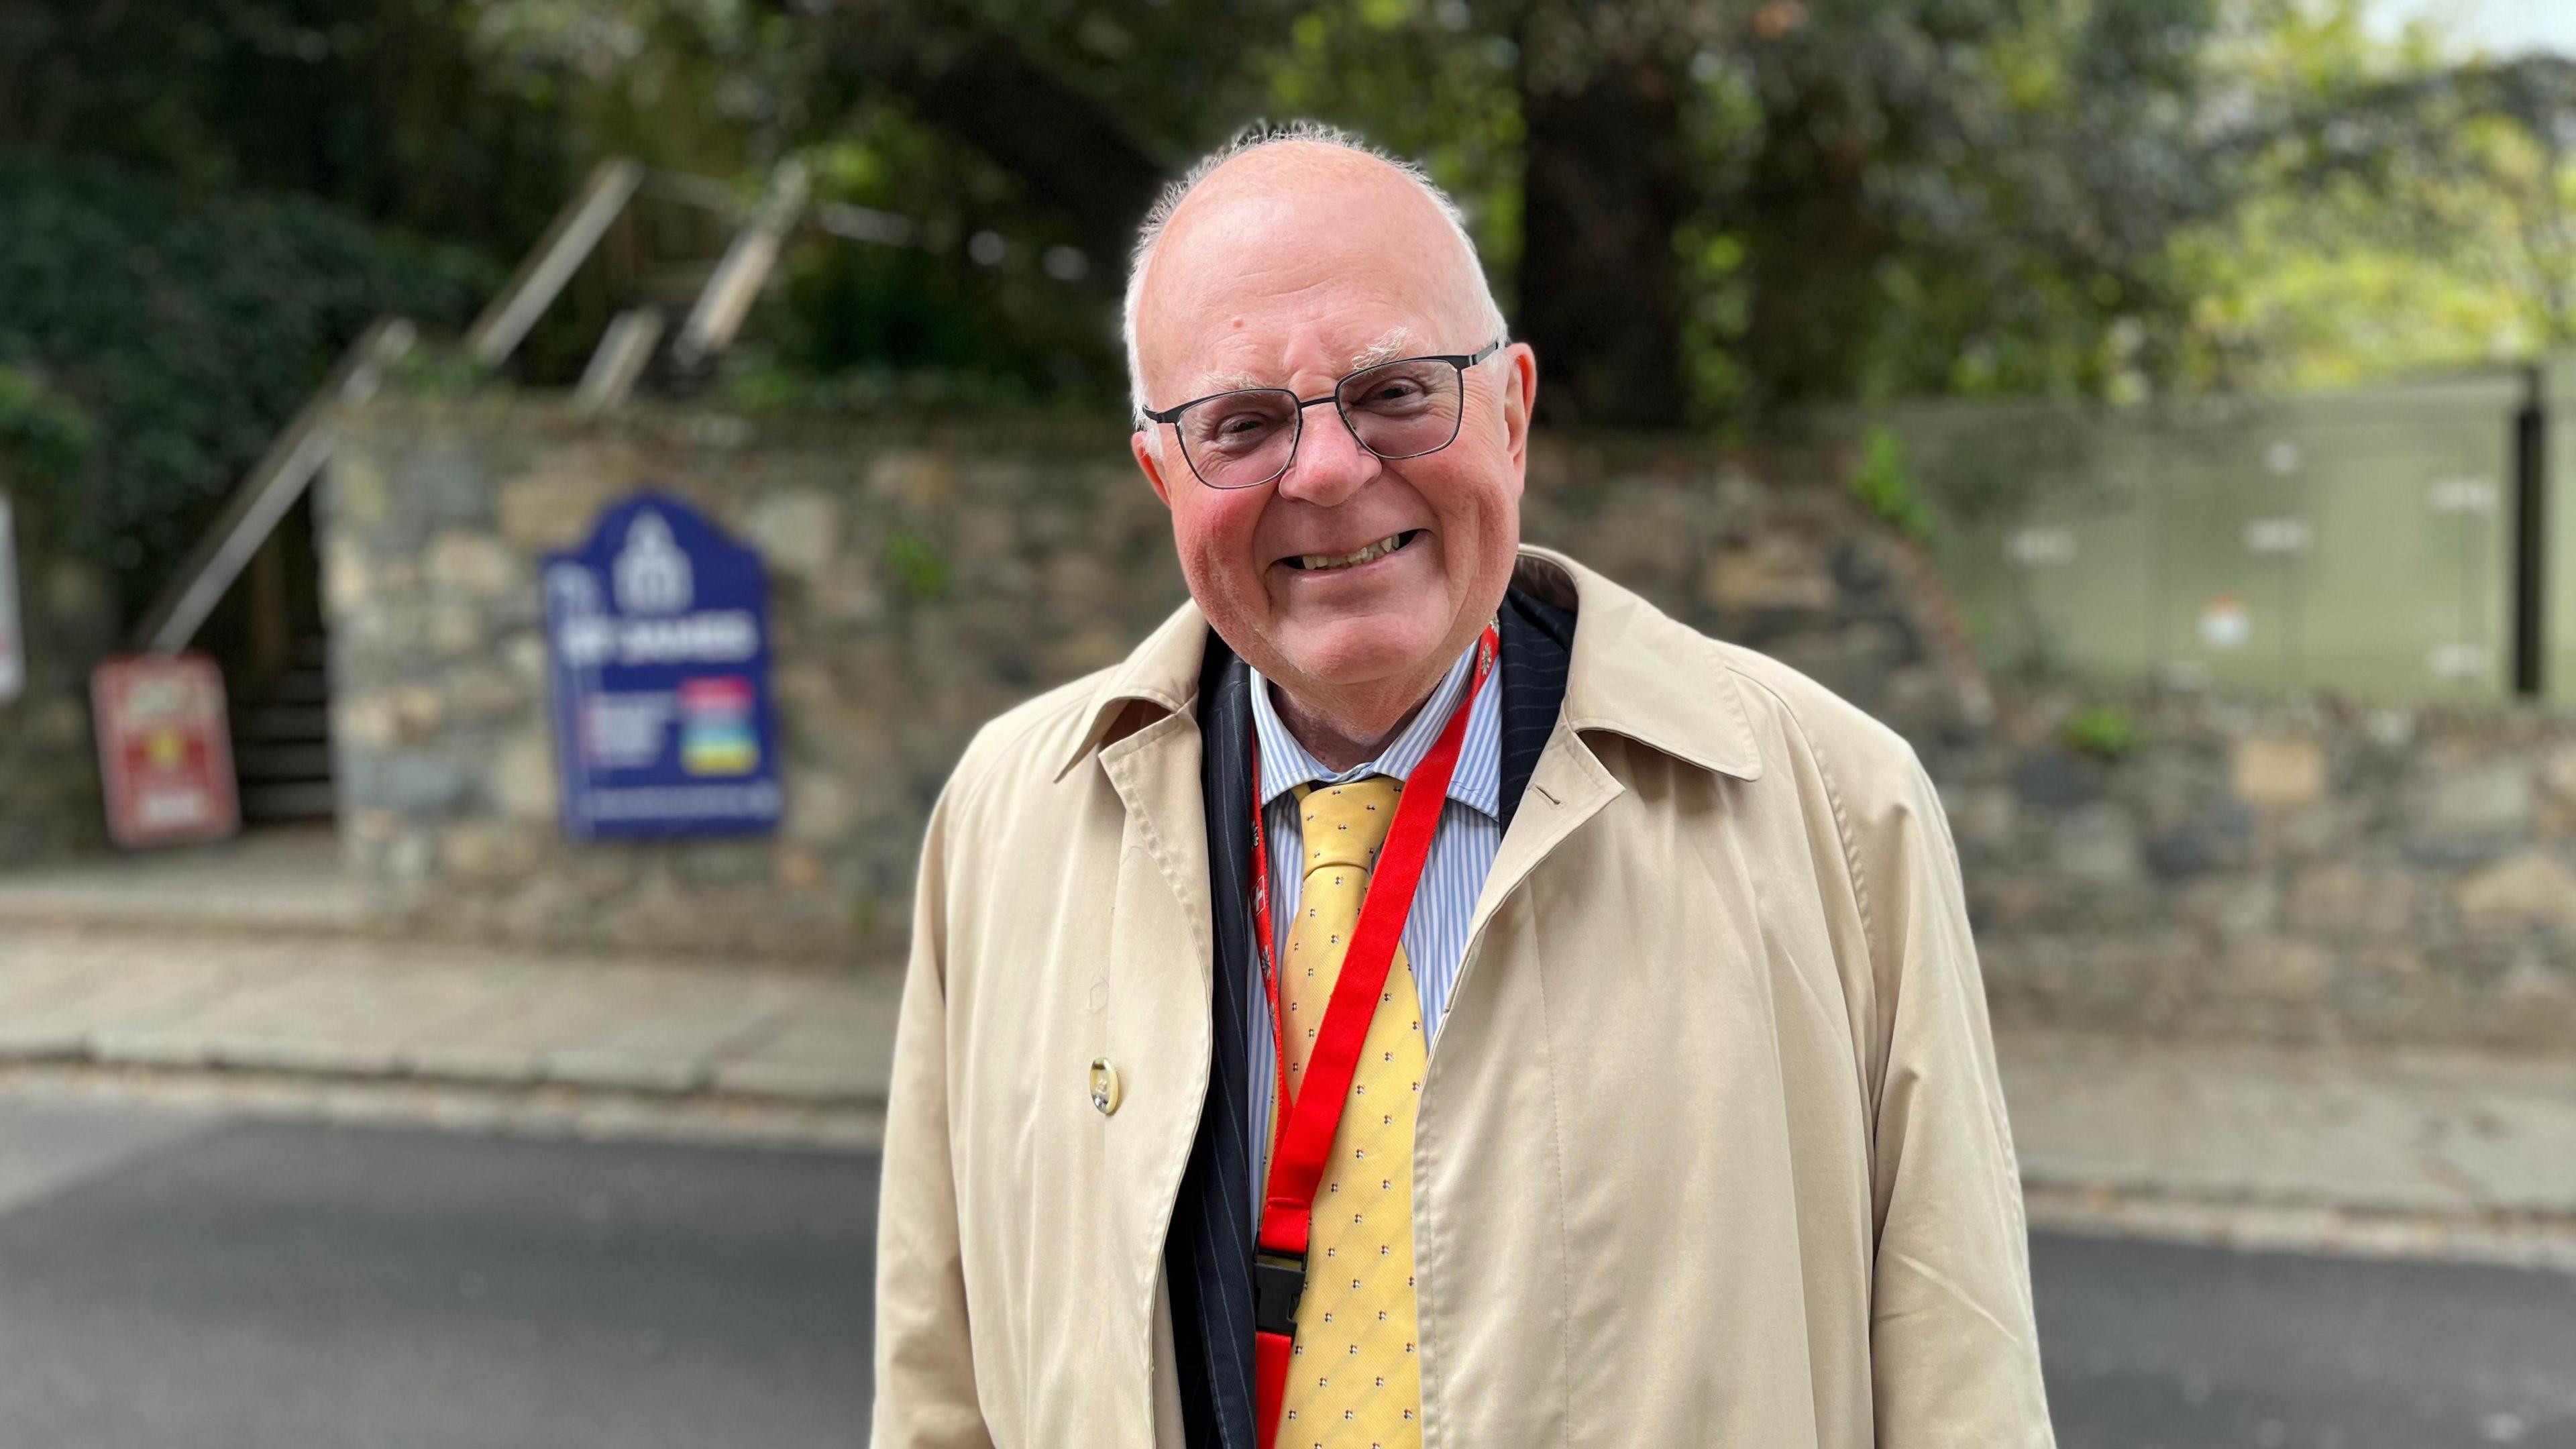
top-left (2004, 1028), bottom-right (2576, 1218)
top-left (2004, 1027), bottom-right (2576, 1268)
top-left (6, 892), bottom-right (2576, 1263)
top-left (0, 827), bottom-right (364, 936)
top-left (0, 921), bottom-right (898, 1104)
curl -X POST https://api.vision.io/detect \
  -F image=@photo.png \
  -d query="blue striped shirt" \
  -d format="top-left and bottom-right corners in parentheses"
top-left (1244, 631), bottom-right (1503, 1210)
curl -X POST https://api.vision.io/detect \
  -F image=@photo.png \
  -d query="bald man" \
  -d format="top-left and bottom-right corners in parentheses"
top-left (873, 122), bottom-right (2055, 1449)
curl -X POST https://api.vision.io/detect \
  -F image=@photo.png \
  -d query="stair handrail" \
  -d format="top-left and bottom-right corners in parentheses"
top-left (133, 157), bottom-right (655, 654)
top-left (129, 317), bottom-right (418, 654)
top-left (464, 156), bottom-right (647, 368)
top-left (669, 157), bottom-right (812, 374)
top-left (133, 151), bottom-right (879, 653)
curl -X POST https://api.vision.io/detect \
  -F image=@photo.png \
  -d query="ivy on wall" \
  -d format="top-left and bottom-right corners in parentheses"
top-left (0, 153), bottom-right (500, 621)
top-left (0, 363), bottom-right (93, 513)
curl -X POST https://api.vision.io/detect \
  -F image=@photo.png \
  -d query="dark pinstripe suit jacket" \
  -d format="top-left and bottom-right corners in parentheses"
top-left (1163, 587), bottom-right (1576, 1447)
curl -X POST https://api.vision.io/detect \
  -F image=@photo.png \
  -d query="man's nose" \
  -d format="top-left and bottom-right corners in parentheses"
top-left (1272, 405), bottom-right (1381, 506)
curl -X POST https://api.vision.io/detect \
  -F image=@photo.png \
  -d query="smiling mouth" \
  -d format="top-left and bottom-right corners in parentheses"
top-left (1281, 530), bottom-right (1424, 572)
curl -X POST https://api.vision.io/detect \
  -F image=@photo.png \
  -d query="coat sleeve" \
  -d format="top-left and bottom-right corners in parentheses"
top-left (871, 782), bottom-right (998, 1449)
top-left (1856, 745), bottom-right (2056, 1446)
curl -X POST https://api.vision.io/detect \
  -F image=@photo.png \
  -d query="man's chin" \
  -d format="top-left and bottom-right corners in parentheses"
top-left (1266, 614), bottom-right (1455, 694)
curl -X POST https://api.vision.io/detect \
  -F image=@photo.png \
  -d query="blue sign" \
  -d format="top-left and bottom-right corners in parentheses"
top-left (543, 492), bottom-right (782, 839)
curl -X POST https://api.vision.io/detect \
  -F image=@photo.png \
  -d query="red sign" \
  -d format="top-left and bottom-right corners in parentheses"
top-left (91, 653), bottom-right (240, 849)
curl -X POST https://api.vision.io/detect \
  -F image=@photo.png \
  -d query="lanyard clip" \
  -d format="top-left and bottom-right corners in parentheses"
top-left (1253, 1251), bottom-right (1307, 1338)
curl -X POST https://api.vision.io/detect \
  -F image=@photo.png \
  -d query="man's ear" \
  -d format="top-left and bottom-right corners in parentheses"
top-left (1501, 343), bottom-right (1538, 469)
top-left (1132, 428), bottom-right (1176, 508)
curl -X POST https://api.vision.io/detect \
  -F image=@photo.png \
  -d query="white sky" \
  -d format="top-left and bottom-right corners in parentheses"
top-left (2365, 0), bottom-right (2576, 58)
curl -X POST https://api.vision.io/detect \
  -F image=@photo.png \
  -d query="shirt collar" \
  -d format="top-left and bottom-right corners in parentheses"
top-left (1248, 630), bottom-right (1503, 820)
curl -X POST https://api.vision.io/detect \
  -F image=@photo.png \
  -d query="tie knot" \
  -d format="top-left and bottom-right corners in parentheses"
top-left (1297, 776), bottom-right (1403, 872)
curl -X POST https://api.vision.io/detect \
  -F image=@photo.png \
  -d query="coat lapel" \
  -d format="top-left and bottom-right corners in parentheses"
top-left (1466, 712), bottom-right (1623, 959)
top-left (1093, 678), bottom-right (1220, 1449)
top-left (1161, 635), bottom-right (1260, 1449)
top-left (1059, 598), bottom-right (1232, 1446)
top-left (1465, 549), bottom-right (1766, 961)
top-left (1166, 599), bottom-right (1580, 1446)
top-left (1495, 584), bottom-right (1575, 833)
top-left (1076, 549), bottom-right (1762, 1446)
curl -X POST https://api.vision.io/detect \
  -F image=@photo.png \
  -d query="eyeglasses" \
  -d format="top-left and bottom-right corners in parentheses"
top-left (1139, 341), bottom-right (1505, 490)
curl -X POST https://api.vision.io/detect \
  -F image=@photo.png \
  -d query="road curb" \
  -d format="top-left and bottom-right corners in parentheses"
top-left (2023, 1179), bottom-right (2576, 1273)
top-left (0, 1038), bottom-right (888, 1112)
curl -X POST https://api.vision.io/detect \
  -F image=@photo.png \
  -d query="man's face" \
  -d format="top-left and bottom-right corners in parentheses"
top-left (1129, 161), bottom-right (1537, 701)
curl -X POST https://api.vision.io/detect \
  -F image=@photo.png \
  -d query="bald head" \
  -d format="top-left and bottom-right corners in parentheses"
top-left (1119, 124), bottom-right (1536, 771)
top-left (1123, 123), bottom-right (1508, 424)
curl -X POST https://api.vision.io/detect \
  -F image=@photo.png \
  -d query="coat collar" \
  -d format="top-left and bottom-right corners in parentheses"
top-left (1051, 545), bottom-right (1766, 784)
top-left (1051, 592), bottom-right (1212, 782)
top-left (1512, 545), bottom-right (1766, 782)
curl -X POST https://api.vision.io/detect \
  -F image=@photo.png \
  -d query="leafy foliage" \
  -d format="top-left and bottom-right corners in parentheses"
top-left (2062, 702), bottom-right (2141, 759)
top-left (0, 154), bottom-right (498, 617)
top-left (9, 0), bottom-right (2575, 530)
top-left (1847, 425), bottom-right (1934, 539)
top-left (0, 365), bottom-right (94, 510)
top-left (2162, 2), bottom-right (2576, 391)
top-left (747, 0), bottom-right (2259, 421)
top-left (0, 0), bottom-right (571, 254)
top-left (735, 118), bottom-right (1130, 409)
top-left (883, 531), bottom-right (951, 602)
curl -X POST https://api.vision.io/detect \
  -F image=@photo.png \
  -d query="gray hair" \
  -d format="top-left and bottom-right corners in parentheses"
top-left (1122, 120), bottom-right (1510, 430)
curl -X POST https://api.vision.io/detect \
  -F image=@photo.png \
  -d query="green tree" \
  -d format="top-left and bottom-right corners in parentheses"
top-left (0, 154), bottom-right (496, 617)
top-left (598, 0), bottom-right (2257, 427)
top-left (2155, 1), bottom-right (2569, 390)
top-left (19, 0), bottom-right (2552, 482)
top-left (0, 365), bottom-right (94, 512)
top-left (0, 0), bottom-right (572, 252)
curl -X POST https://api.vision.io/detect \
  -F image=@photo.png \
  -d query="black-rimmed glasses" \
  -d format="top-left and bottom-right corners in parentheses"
top-left (1140, 341), bottom-right (1505, 490)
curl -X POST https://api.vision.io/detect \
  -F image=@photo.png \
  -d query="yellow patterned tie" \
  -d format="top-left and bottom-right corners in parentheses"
top-left (1276, 777), bottom-right (1424, 1447)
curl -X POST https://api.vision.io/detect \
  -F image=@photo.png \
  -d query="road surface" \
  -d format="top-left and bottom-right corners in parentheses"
top-left (0, 1097), bottom-right (2563, 1447)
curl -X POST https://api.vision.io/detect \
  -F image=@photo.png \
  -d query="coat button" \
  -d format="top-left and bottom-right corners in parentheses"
top-left (1088, 1058), bottom-right (1123, 1116)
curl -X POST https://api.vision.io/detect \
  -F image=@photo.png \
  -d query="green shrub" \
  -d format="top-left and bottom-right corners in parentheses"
top-left (0, 364), bottom-right (94, 509)
top-left (2062, 703), bottom-right (2140, 759)
top-left (0, 152), bottom-right (500, 619)
top-left (391, 340), bottom-right (504, 398)
top-left (1848, 424), bottom-right (1934, 540)
top-left (884, 531), bottom-right (950, 602)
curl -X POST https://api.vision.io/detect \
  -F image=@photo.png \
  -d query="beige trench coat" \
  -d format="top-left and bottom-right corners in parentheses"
top-left (873, 547), bottom-right (2054, 1448)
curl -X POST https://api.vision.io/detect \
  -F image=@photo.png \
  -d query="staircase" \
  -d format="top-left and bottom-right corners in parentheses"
top-left (125, 154), bottom-right (833, 834)
top-left (228, 632), bottom-right (335, 824)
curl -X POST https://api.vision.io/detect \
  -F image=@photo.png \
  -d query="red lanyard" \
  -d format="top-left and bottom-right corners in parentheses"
top-left (1246, 625), bottom-right (1496, 1449)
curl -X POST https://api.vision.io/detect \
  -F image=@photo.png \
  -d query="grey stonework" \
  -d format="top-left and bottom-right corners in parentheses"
top-left (323, 400), bottom-right (1189, 964)
top-left (1943, 694), bottom-right (2576, 1050)
top-left (316, 396), bottom-right (2576, 1050)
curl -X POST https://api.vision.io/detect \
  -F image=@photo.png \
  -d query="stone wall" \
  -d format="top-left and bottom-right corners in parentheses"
top-left (1934, 692), bottom-right (2576, 1050)
top-left (0, 492), bottom-right (110, 863)
top-left (319, 399), bottom-right (1970, 965)
top-left (322, 396), bottom-right (1957, 959)
top-left (319, 394), bottom-right (2576, 1051)
top-left (320, 402), bottom-right (1185, 961)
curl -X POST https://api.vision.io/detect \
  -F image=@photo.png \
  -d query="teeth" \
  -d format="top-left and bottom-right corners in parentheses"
top-left (1299, 533), bottom-right (1408, 571)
